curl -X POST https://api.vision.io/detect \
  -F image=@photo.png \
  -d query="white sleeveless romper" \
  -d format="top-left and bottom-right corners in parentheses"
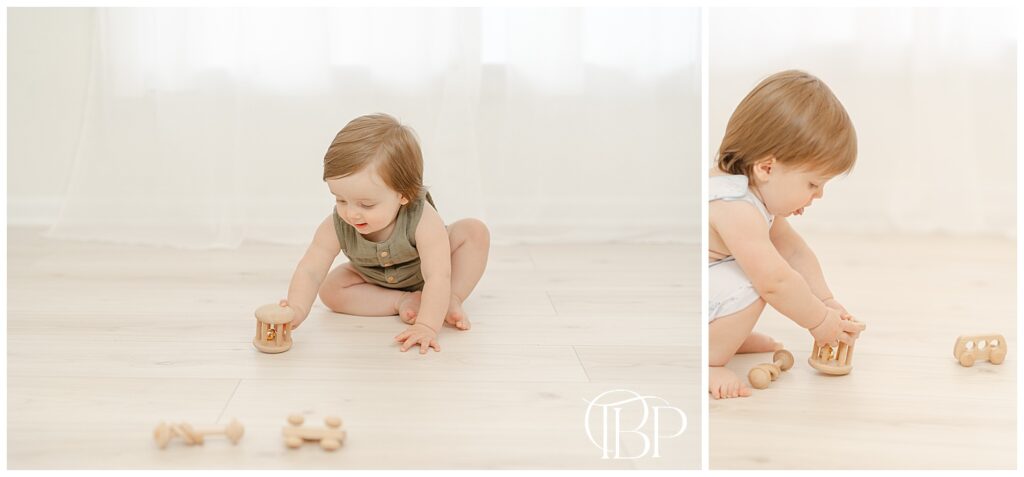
top-left (709, 175), bottom-right (774, 322)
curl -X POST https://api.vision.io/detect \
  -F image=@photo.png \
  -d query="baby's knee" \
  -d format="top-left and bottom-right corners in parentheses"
top-left (317, 284), bottom-right (344, 313)
top-left (453, 218), bottom-right (490, 246)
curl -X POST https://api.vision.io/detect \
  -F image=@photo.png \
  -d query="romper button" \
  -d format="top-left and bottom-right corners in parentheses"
top-left (380, 251), bottom-right (389, 258)
top-left (386, 276), bottom-right (396, 283)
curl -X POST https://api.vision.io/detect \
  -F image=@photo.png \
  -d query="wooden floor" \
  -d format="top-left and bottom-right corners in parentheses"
top-left (6, 226), bottom-right (700, 469)
top-left (710, 232), bottom-right (1017, 469)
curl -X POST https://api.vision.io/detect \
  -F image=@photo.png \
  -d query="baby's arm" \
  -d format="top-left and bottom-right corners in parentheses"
top-left (411, 204), bottom-right (452, 331)
top-left (712, 201), bottom-right (847, 341)
top-left (769, 216), bottom-right (835, 303)
top-left (393, 204), bottom-right (451, 353)
top-left (284, 214), bottom-right (341, 329)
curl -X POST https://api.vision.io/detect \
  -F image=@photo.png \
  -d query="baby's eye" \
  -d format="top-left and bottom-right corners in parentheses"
top-left (359, 203), bottom-right (375, 209)
top-left (336, 199), bottom-right (347, 204)
top-left (809, 182), bottom-right (819, 189)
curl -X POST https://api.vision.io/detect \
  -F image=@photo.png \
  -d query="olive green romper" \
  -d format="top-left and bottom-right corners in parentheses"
top-left (332, 192), bottom-right (436, 292)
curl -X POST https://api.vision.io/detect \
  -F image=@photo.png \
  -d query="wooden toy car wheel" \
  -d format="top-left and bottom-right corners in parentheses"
top-left (285, 436), bottom-right (303, 448)
top-left (990, 348), bottom-right (1006, 365)
top-left (958, 351), bottom-right (976, 367)
top-left (321, 438), bottom-right (341, 451)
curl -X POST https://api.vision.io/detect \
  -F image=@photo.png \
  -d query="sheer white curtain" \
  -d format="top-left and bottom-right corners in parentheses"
top-left (47, 7), bottom-right (700, 249)
top-left (710, 7), bottom-right (1016, 238)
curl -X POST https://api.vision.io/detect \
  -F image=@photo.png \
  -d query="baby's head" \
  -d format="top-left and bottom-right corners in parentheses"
top-left (717, 70), bottom-right (857, 217)
top-left (323, 113), bottom-right (423, 235)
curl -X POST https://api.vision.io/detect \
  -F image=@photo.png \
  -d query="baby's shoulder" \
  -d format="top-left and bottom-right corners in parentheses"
top-left (709, 197), bottom-right (772, 241)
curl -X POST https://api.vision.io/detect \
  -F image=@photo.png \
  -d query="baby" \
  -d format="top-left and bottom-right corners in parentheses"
top-left (709, 70), bottom-right (866, 398)
top-left (279, 113), bottom-right (490, 354)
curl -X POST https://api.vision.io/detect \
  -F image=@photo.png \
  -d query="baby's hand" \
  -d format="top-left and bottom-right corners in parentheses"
top-left (824, 298), bottom-right (865, 341)
top-left (394, 322), bottom-right (440, 354)
top-left (809, 308), bottom-right (864, 347)
top-left (277, 299), bottom-right (305, 331)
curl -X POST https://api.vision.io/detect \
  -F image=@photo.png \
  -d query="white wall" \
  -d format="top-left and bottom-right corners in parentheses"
top-left (8, 8), bottom-right (95, 225)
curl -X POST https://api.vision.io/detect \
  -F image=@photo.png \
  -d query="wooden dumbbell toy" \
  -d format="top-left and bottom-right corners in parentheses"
top-left (254, 303), bottom-right (294, 353)
top-left (954, 334), bottom-right (1007, 367)
top-left (283, 414), bottom-right (346, 451)
top-left (747, 349), bottom-right (795, 389)
top-left (153, 418), bottom-right (244, 449)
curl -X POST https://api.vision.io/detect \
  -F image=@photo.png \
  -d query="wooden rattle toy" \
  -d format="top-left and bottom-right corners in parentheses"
top-left (747, 349), bottom-right (795, 389)
top-left (254, 303), bottom-right (294, 353)
top-left (153, 418), bottom-right (244, 449)
top-left (808, 318), bottom-right (864, 376)
top-left (953, 334), bottom-right (1007, 367)
top-left (283, 414), bottom-right (346, 451)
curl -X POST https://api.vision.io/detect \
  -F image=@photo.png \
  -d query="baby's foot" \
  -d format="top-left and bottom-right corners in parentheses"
top-left (736, 332), bottom-right (783, 354)
top-left (710, 366), bottom-right (752, 399)
top-left (444, 293), bottom-right (471, 330)
top-left (396, 291), bottom-right (422, 325)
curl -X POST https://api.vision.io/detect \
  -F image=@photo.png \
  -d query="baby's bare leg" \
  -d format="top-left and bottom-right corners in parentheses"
top-left (317, 263), bottom-right (408, 317)
top-left (443, 218), bottom-right (490, 330)
top-left (709, 298), bottom-right (766, 399)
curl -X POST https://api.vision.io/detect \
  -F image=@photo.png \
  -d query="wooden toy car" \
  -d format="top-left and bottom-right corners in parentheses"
top-left (953, 334), bottom-right (1007, 367)
top-left (283, 414), bottom-right (346, 451)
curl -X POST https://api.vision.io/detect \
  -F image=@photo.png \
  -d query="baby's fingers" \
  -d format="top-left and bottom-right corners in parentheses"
top-left (394, 328), bottom-right (415, 342)
top-left (841, 319), bottom-right (866, 334)
top-left (399, 336), bottom-right (418, 352)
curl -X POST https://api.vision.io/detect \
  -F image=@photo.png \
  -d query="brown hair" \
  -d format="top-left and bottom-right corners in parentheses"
top-left (717, 70), bottom-right (857, 179)
top-left (322, 113), bottom-right (423, 200)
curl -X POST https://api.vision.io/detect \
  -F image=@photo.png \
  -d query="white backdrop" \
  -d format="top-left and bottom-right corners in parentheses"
top-left (22, 7), bottom-right (700, 249)
top-left (710, 7), bottom-right (1016, 238)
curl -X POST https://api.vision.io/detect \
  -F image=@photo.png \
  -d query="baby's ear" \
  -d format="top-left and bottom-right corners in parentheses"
top-left (753, 155), bottom-right (776, 180)
top-left (399, 196), bottom-right (410, 205)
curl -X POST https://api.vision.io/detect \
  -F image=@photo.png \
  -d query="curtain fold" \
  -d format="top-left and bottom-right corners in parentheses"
top-left (46, 7), bottom-right (701, 249)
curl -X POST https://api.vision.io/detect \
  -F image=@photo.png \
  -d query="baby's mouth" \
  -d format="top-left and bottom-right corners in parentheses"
top-left (354, 222), bottom-right (368, 229)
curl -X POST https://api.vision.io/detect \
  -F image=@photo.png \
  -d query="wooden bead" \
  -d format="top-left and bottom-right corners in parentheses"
top-left (288, 414), bottom-right (304, 426)
top-left (748, 367), bottom-right (771, 389)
